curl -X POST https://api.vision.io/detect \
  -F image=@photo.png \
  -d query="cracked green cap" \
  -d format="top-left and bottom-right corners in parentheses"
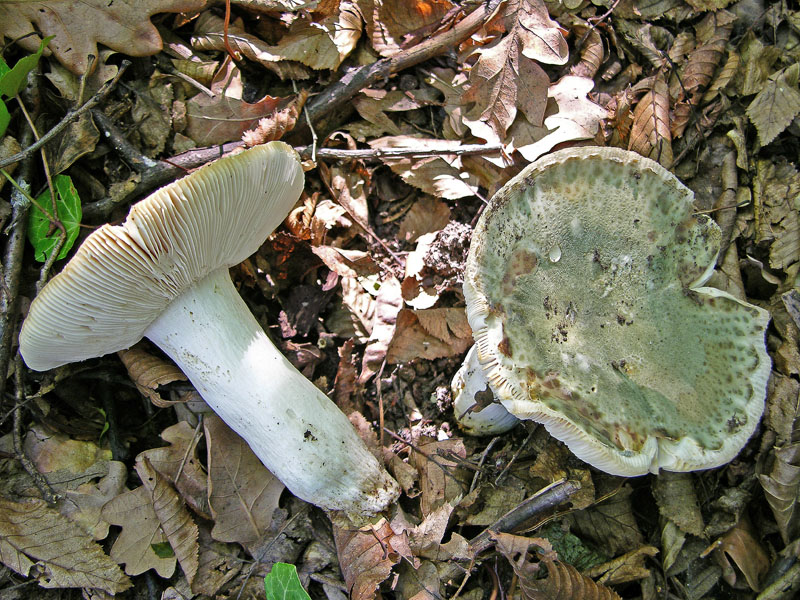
top-left (465, 147), bottom-right (771, 475)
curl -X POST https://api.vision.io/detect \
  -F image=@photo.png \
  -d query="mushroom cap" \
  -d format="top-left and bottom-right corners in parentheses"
top-left (20, 142), bottom-right (304, 371)
top-left (465, 147), bottom-right (771, 476)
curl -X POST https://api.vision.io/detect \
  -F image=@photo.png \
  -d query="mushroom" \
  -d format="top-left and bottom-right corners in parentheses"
top-left (19, 142), bottom-right (399, 516)
top-left (454, 146), bottom-right (771, 475)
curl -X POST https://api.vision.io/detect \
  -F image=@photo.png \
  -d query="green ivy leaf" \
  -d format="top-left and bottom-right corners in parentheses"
top-left (0, 36), bottom-right (54, 98)
top-left (28, 174), bottom-right (82, 262)
top-left (264, 563), bottom-right (311, 600)
top-left (0, 99), bottom-right (9, 138)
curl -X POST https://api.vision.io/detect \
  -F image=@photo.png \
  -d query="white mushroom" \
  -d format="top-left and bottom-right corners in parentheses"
top-left (19, 142), bottom-right (399, 517)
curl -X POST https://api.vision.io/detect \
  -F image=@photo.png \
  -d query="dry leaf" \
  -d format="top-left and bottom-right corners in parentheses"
top-left (515, 75), bottom-right (607, 163)
top-left (359, 0), bottom-right (456, 56)
top-left (570, 19), bottom-right (603, 80)
top-left (629, 73), bottom-right (673, 166)
top-left (759, 443), bottom-right (800, 543)
top-left (193, 522), bottom-right (242, 597)
top-left (567, 483), bottom-right (644, 557)
top-left (652, 472), bottom-right (705, 537)
top-left (736, 30), bottom-right (782, 96)
top-left (192, 13), bottom-right (311, 80)
top-left (411, 437), bottom-right (466, 516)
top-left (0, 497), bottom-right (131, 593)
top-left (746, 63), bottom-right (800, 148)
top-left (494, 532), bottom-right (622, 600)
top-left (242, 89), bottom-right (309, 146)
top-left (102, 486), bottom-right (177, 578)
top-left (584, 545), bottom-right (659, 585)
top-left (312, 246), bottom-right (379, 279)
top-left (185, 61), bottom-right (286, 146)
top-left (118, 344), bottom-right (187, 407)
top-left (714, 519), bottom-right (769, 591)
top-left (0, 0), bottom-right (206, 73)
top-left (462, 0), bottom-right (567, 141)
top-left (359, 276), bottom-right (404, 383)
top-left (397, 197), bottom-right (451, 243)
top-left (333, 518), bottom-right (408, 600)
top-left (138, 421), bottom-right (210, 519)
top-left (387, 308), bottom-right (472, 363)
top-left (205, 416), bottom-right (284, 545)
top-left (135, 458), bottom-right (200, 588)
top-left (682, 10), bottom-right (736, 97)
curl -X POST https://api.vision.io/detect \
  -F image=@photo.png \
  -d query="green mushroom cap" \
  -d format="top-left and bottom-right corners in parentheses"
top-left (465, 147), bottom-right (771, 475)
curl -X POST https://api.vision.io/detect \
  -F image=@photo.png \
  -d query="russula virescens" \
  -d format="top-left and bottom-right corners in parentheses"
top-left (19, 142), bottom-right (399, 516)
top-left (453, 146), bottom-right (771, 476)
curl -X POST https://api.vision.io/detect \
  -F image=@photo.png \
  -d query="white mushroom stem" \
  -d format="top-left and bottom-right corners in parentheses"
top-left (144, 266), bottom-right (399, 516)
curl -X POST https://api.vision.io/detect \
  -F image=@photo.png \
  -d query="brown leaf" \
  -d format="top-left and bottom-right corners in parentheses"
top-left (135, 458), bottom-right (200, 588)
top-left (118, 343), bottom-right (187, 407)
top-left (204, 415), bottom-right (284, 545)
top-left (494, 532), bottom-right (622, 600)
top-left (569, 20), bottom-right (603, 80)
top-left (629, 73), bottom-right (673, 166)
top-left (714, 519), bottom-right (769, 591)
top-left (333, 518), bottom-right (408, 600)
top-left (759, 442), bottom-right (800, 543)
top-left (192, 13), bottom-right (312, 80)
top-left (358, 0), bottom-right (456, 57)
top-left (387, 308), bottom-right (472, 363)
top-left (0, 497), bottom-right (131, 593)
top-left (0, 0), bottom-right (206, 73)
top-left (311, 246), bottom-right (379, 279)
top-left (334, 339), bottom-right (360, 414)
top-left (139, 422), bottom-right (210, 519)
top-left (411, 437), bottom-right (466, 516)
top-left (747, 63), bottom-right (800, 148)
top-left (102, 486), bottom-right (177, 578)
top-left (242, 90), bottom-right (309, 146)
top-left (567, 483), bottom-right (644, 557)
top-left (584, 545), bottom-right (659, 585)
top-left (185, 61), bottom-right (285, 146)
top-left (193, 522), bottom-right (242, 597)
top-left (359, 276), bottom-right (404, 383)
top-left (397, 197), bottom-right (451, 243)
top-left (682, 10), bottom-right (736, 97)
top-left (652, 472), bottom-right (705, 537)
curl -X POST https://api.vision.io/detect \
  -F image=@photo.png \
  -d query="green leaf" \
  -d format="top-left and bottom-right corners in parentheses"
top-left (150, 542), bottom-right (175, 559)
top-left (28, 174), bottom-right (82, 262)
top-left (264, 563), bottom-right (311, 600)
top-left (0, 99), bottom-right (9, 138)
top-left (0, 36), bottom-right (54, 98)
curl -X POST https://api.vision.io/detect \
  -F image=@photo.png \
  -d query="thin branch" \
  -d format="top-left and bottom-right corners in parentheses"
top-left (0, 61), bottom-right (129, 171)
top-left (299, 143), bottom-right (503, 162)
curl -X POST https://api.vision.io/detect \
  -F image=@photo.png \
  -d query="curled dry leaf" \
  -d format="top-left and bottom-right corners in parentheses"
top-left (584, 545), bottom-right (659, 586)
top-left (629, 72), bottom-right (673, 166)
top-left (713, 519), bottom-right (769, 591)
top-left (118, 344), bottom-right (187, 407)
top-left (242, 89), bottom-right (309, 147)
top-left (191, 13), bottom-right (311, 80)
top-left (359, 276), bottom-right (404, 384)
top-left (494, 532), bottom-right (622, 600)
top-left (0, 0), bottom-right (206, 73)
top-left (759, 443), bottom-right (800, 544)
top-left (569, 19), bottom-right (603, 80)
top-left (0, 497), bottom-right (131, 593)
top-left (135, 458), bottom-right (200, 588)
top-left (358, 0), bottom-right (456, 57)
top-left (204, 415), bottom-right (284, 546)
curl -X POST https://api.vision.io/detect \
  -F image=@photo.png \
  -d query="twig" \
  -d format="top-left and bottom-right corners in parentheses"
top-left (495, 425), bottom-right (536, 485)
top-left (13, 354), bottom-right (60, 504)
top-left (36, 231), bottom-right (65, 293)
top-left (0, 128), bottom-right (35, 405)
top-left (0, 61), bottom-right (129, 171)
top-left (303, 0), bottom-right (503, 128)
top-left (91, 108), bottom-right (158, 172)
top-left (299, 143), bottom-right (503, 162)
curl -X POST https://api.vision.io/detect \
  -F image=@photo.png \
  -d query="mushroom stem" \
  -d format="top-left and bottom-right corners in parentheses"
top-left (144, 267), bottom-right (399, 516)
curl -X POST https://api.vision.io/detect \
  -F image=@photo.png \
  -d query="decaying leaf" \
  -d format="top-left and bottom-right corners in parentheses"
top-left (494, 532), bottom-right (622, 600)
top-left (135, 458), bottom-right (200, 588)
top-left (138, 421), bottom-right (209, 518)
top-left (584, 545), bottom-right (659, 585)
top-left (205, 415), bottom-right (284, 545)
top-left (359, 276), bottom-right (404, 383)
top-left (118, 343), bottom-right (188, 407)
top-left (184, 61), bottom-right (287, 146)
top-left (752, 158), bottom-right (800, 269)
top-left (387, 308), bottom-right (472, 363)
top-left (242, 89), bottom-right (309, 146)
top-left (410, 437), bottom-right (466, 516)
top-left (746, 63), bottom-right (800, 148)
top-left (652, 472), bottom-right (705, 537)
top-left (0, 0), bottom-right (206, 73)
top-left (759, 442), bottom-right (800, 543)
top-left (567, 483), bottom-right (644, 558)
top-left (713, 518), bottom-right (769, 591)
top-left (682, 10), bottom-right (736, 97)
top-left (0, 497), bottom-right (131, 593)
top-left (462, 0), bottom-right (567, 141)
top-left (397, 197), bottom-right (451, 243)
top-left (359, 0), bottom-right (456, 56)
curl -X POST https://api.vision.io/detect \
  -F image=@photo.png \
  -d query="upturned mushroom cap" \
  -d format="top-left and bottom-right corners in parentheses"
top-left (465, 147), bottom-right (771, 476)
top-left (20, 142), bottom-right (303, 369)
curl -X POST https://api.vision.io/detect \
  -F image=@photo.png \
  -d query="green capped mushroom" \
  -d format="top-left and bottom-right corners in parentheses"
top-left (455, 147), bottom-right (771, 476)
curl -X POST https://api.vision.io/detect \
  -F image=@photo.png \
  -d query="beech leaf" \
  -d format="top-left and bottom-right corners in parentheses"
top-left (746, 63), bottom-right (800, 148)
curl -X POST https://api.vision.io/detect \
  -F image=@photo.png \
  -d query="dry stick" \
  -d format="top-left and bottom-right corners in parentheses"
top-left (91, 109), bottom-right (158, 172)
top-left (303, 0), bottom-right (504, 127)
top-left (0, 128), bottom-right (35, 406)
top-left (0, 61), bottom-right (130, 171)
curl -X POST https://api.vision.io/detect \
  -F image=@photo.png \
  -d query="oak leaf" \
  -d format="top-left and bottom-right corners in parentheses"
top-left (0, 0), bottom-right (206, 73)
